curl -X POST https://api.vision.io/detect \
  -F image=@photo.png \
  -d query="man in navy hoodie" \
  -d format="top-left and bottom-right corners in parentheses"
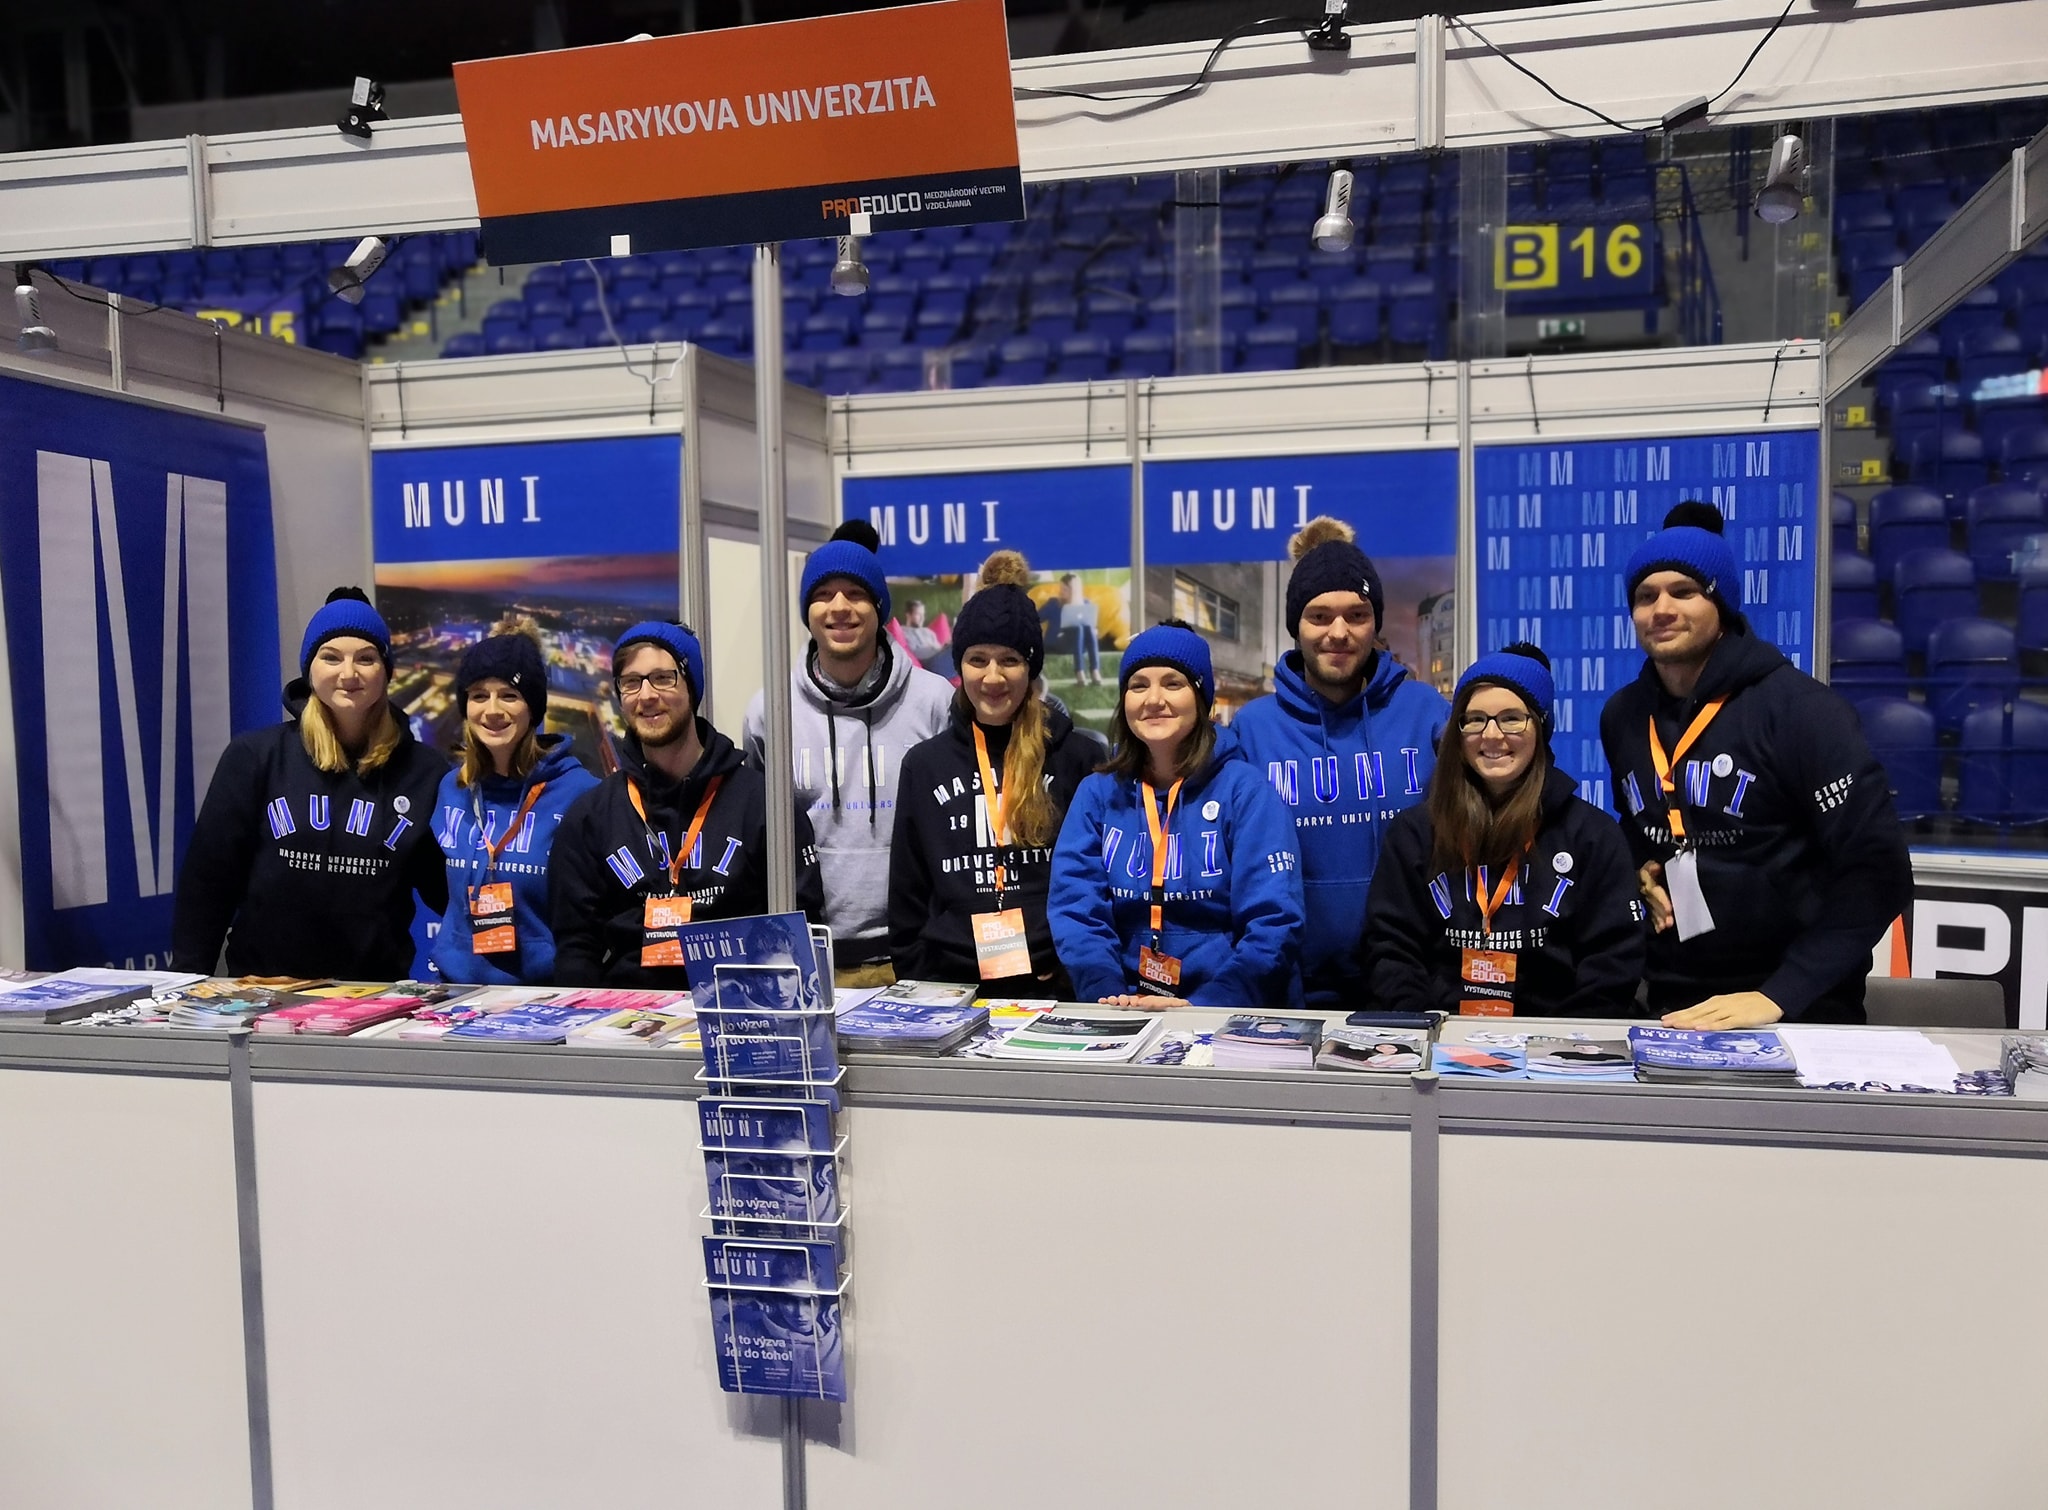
top-left (1600, 502), bottom-right (1912, 1027)
top-left (1231, 518), bottom-right (1450, 1006)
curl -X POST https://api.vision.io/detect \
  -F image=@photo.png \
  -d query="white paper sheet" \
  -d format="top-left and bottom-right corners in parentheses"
top-left (1777, 1026), bottom-right (1963, 1091)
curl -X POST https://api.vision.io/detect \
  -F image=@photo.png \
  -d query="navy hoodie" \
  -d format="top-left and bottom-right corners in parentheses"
top-left (171, 682), bottom-right (450, 979)
top-left (1362, 766), bottom-right (1647, 1017)
top-left (549, 719), bottom-right (825, 989)
top-left (1047, 730), bottom-right (1306, 1007)
top-left (429, 735), bottom-right (601, 986)
top-left (1599, 625), bottom-right (1913, 1023)
top-left (888, 698), bottom-right (1100, 989)
top-left (1230, 648), bottom-right (1450, 1004)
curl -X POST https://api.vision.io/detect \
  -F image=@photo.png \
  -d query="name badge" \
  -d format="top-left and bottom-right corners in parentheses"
top-left (971, 908), bottom-right (1032, 981)
top-left (1459, 948), bottom-right (1516, 1017)
top-left (469, 882), bottom-right (517, 955)
top-left (642, 893), bottom-right (693, 968)
top-left (1666, 849), bottom-right (1718, 941)
top-left (1137, 945), bottom-right (1183, 990)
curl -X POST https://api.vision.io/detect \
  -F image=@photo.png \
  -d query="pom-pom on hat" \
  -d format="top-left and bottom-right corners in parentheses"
top-left (951, 549), bottom-right (1045, 679)
top-left (1456, 641), bottom-right (1555, 722)
top-left (801, 518), bottom-right (892, 624)
top-left (1284, 516), bottom-right (1384, 639)
top-left (612, 620), bottom-right (707, 706)
top-left (457, 629), bottom-right (549, 725)
top-left (1624, 500), bottom-right (1740, 605)
top-left (1119, 620), bottom-right (1214, 706)
top-left (299, 586), bottom-right (391, 675)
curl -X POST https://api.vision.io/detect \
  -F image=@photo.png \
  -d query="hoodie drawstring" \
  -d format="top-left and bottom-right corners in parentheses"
top-left (826, 708), bottom-right (843, 814)
top-left (864, 707), bottom-right (878, 830)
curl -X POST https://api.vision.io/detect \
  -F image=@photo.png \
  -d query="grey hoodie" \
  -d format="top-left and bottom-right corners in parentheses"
top-left (744, 641), bottom-right (953, 960)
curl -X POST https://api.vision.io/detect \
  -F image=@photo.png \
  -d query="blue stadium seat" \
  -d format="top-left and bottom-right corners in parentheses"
top-left (1959, 329), bottom-right (2030, 397)
top-left (1893, 547), bottom-right (1979, 655)
top-left (481, 300), bottom-right (528, 343)
top-left (484, 330), bottom-right (534, 356)
top-left (1936, 287), bottom-right (2006, 351)
top-left (1080, 293), bottom-right (1142, 341)
top-left (858, 309), bottom-right (911, 348)
top-left (1905, 428), bottom-right (1991, 503)
top-left (799, 309), bottom-right (855, 351)
top-left (1965, 482), bottom-right (2047, 580)
top-left (1832, 491), bottom-right (1861, 559)
top-left (1981, 402), bottom-right (2047, 460)
top-left (1119, 331), bottom-right (1175, 379)
top-left (538, 328), bottom-right (588, 351)
top-left (866, 276), bottom-right (918, 320)
top-left (1238, 323), bottom-right (1302, 372)
top-left (1249, 251), bottom-right (1303, 295)
top-left (1056, 334), bottom-right (1112, 381)
top-left (1386, 275), bottom-right (1438, 349)
top-left (1219, 286), bottom-right (1260, 338)
top-left (782, 351), bottom-right (823, 387)
top-left (875, 347), bottom-right (926, 391)
top-left (1869, 485), bottom-right (1951, 579)
top-left (1328, 283), bottom-right (1383, 346)
top-left (914, 307), bottom-right (964, 344)
top-left (1855, 697), bottom-right (1943, 820)
top-left (1927, 617), bottom-right (2020, 733)
top-left (818, 349), bottom-right (873, 394)
top-left (525, 296), bottom-right (572, 339)
top-left (1028, 297), bottom-right (1081, 343)
top-left (441, 331), bottom-right (487, 359)
top-left (696, 318), bottom-right (749, 357)
top-left (2020, 562), bottom-right (2048, 653)
top-left (1958, 702), bottom-right (2048, 827)
top-left (1831, 618), bottom-right (1910, 702)
top-left (1266, 283), bottom-right (1322, 336)
top-left (522, 265), bottom-right (565, 299)
top-left (995, 337), bottom-right (1051, 385)
top-left (1831, 551), bottom-right (1879, 621)
top-left (358, 288), bottom-right (402, 336)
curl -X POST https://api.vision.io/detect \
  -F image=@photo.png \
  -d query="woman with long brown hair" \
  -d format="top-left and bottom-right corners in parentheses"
top-left (1361, 643), bottom-right (1645, 1018)
top-left (888, 552), bottom-right (1100, 996)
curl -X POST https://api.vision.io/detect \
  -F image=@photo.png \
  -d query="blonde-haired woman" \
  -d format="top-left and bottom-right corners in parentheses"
top-left (888, 551), bottom-right (1099, 996)
top-left (173, 587), bottom-right (449, 979)
top-left (429, 627), bottom-right (598, 985)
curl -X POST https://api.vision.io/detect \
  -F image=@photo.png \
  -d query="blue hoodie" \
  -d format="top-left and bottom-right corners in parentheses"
top-left (429, 735), bottom-right (601, 985)
top-left (1047, 732), bottom-right (1305, 1008)
top-left (1229, 650), bottom-right (1449, 1004)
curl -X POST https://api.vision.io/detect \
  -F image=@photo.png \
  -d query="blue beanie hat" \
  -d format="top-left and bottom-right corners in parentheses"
top-left (1120, 620), bottom-right (1214, 705)
top-left (299, 587), bottom-right (391, 675)
top-left (1624, 501), bottom-right (1739, 604)
top-left (612, 620), bottom-right (706, 705)
top-left (1457, 642), bottom-right (1554, 721)
top-left (457, 631), bottom-right (549, 724)
top-left (802, 518), bottom-right (891, 624)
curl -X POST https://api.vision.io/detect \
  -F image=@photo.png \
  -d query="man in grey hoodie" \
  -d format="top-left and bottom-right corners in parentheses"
top-left (744, 519), bottom-right (952, 986)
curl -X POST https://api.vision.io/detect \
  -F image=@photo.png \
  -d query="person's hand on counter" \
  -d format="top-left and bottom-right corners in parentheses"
top-left (1100, 994), bottom-right (1185, 1011)
top-left (1661, 991), bottom-right (1783, 1030)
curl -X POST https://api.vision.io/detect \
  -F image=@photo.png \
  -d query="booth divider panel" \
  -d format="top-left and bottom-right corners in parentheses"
top-left (0, 1068), bottom-right (253, 1510)
top-left (253, 1081), bottom-right (781, 1510)
top-left (1436, 1133), bottom-right (2048, 1510)
top-left (805, 1106), bottom-right (1410, 1510)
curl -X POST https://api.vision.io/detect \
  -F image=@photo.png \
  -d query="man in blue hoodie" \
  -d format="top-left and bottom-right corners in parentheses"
top-left (1231, 517), bottom-right (1450, 1006)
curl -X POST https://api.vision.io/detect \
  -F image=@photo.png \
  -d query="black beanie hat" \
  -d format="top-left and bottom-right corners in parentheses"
top-left (951, 549), bottom-right (1045, 679)
top-left (1284, 517), bottom-right (1384, 639)
top-left (457, 631), bottom-right (549, 725)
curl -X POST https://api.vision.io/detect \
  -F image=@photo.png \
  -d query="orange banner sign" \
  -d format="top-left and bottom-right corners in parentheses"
top-left (454, 0), bottom-right (1023, 262)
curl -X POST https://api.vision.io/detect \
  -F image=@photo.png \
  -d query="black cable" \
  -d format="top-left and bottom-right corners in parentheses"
top-left (1708, 0), bottom-right (1798, 108)
top-left (1015, 15), bottom-right (1326, 111)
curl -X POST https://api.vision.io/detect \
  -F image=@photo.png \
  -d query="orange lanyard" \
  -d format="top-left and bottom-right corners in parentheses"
top-left (1647, 696), bottom-right (1728, 841)
top-left (1473, 851), bottom-right (1527, 938)
top-left (1141, 779), bottom-right (1184, 939)
top-left (627, 775), bottom-right (724, 890)
top-left (971, 725), bottom-right (1012, 899)
top-left (475, 781), bottom-right (548, 886)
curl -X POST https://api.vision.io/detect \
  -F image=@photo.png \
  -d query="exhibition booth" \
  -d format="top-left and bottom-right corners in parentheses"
top-left (2, 0), bottom-right (2048, 1507)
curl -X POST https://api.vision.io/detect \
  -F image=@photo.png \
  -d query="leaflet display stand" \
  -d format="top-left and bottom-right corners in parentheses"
top-left (694, 942), bottom-right (851, 1404)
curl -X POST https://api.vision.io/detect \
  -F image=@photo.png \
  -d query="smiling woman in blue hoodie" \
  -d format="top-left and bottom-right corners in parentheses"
top-left (1048, 622), bottom-right (1305, 1008)
top-left (429, 628), bottom-right (600, 986)
top-left (1230, 518), bottom-right (1449, 1007)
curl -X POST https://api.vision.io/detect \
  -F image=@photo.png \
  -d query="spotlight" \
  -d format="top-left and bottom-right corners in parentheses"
top-left (1311, 169), bottom-right (1355, 253)
top-left (14, 273), bottom-right (56, 355)
top-left (830, 236), bottom-right (870, 297)
top-left (337, 77), bottom-right (387, 141)
top-left (1754, 132), bottom-right (1809, 224)
top-left (327, 236), bottom-right (391, 304)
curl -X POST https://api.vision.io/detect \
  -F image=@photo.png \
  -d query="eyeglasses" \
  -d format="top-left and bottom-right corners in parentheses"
top-left (1458, 710), bottom-right (1533, 737)
top-left (619, 670), bottom-right (683, 697)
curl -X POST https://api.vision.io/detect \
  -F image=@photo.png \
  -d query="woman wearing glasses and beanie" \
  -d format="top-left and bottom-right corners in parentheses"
top-left (1360, 643), bottom-right (1645, 1019)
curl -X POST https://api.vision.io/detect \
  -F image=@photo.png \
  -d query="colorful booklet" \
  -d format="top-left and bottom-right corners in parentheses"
top-left (1526, 1035), bottom-right (1636, 1081)
top-left (1627, 1026), bottom-right (1797, 1084)
top-left (0, 968), bottom-right (201, 1024)
top-left (252, 996), bottom-right (424, 1035)
top-left (445, 1001), bottom-right (616, 1045)
top-left (988, 1008), bottom-right (1159, 1063)
top-left (566, 1008), bottom-right (696, 1048)
top-left (1431, 1043), bottom-right (1528, 1078)
top-left (835, 997), bottom-right (988, 1056)
top-left (1211, 1014), bottom-right (1324, 1070)
top-left (1316, 1026), bottom-right (1427, 1074)
top-left (392, 985), bottom-right (567, 1040)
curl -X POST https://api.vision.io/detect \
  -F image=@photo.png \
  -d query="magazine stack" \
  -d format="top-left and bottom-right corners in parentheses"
top-left (682, 912), bottom-right (849, 1404)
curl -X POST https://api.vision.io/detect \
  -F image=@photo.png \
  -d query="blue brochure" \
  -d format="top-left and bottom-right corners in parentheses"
top-left (703, 1236), bottom-right (841, 1292)
top-left (703, 1149), bottom-right (842, 1232)
top-left (835, 997), bottom-right (988, 1044)
top-left (699, 1096), bottom-right (836, 1155)
top-left (1628, 1026), bottom-right (1794, 1072)
top-left (700, 965), bottom-right (840, 1081)
top-left (709, 1290), bottom-right (847, 1401)
top-left (446, 1003), bottom-right (613, 1044)
top-left (676, 913), bottom-right (824, 1015)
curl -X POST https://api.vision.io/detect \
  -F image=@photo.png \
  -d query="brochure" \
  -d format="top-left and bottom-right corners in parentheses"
top-left (1526, 1035), bottom-right (1636, 1082)
top-left (445, 1001), bottom-right (615, 1044)
top-left (835, 997), bottom-right (988, 1056)
top-left (1316, 1026), bottom-right (1427, 1074)
top-left (1628, 1026), bottom-right (1797, 1084)
top-left (703, 1237), bottom-right (841, 1293)
top-left (699, 1096), bottom-right (836, 1155)
top-left (987, 1008), bottom-right (1160, 1063)
top-left (708, 1290), bottom-right (847, 1401)
top-left (675, 913), bottom-right (825, 1017)
top-left (1210, 1014), bottom-right (1324, 1070)
top-left (251, 996), bottom-right (422, 1036)
top-left (1431, 1043), bottom-right (1528, 1078)
top-left (566, 1008), bottom-right (696, 1048)
top-left (701, 965), bottom-right (838, 1082)
top-left (704, 1148), bottom-right (842, 1233)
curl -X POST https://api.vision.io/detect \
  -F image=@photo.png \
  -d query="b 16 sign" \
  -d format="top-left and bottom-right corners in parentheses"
top-left (454, 0), bottom-right (1023, 263)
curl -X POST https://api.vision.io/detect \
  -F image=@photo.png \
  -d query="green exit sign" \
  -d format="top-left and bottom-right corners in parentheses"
top-left (1537, 317), bottom-right (1586, 340)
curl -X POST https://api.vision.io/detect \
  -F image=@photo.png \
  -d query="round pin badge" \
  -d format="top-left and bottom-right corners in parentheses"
top-left (1552, 851), bottom-right (1574, 874)
top-left (393, 795), bottom-right (411, 815)
top-left (1202, 800), bottom-right (1221, 820)
top-left (1711, 753), bottom-right (1734, 777)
